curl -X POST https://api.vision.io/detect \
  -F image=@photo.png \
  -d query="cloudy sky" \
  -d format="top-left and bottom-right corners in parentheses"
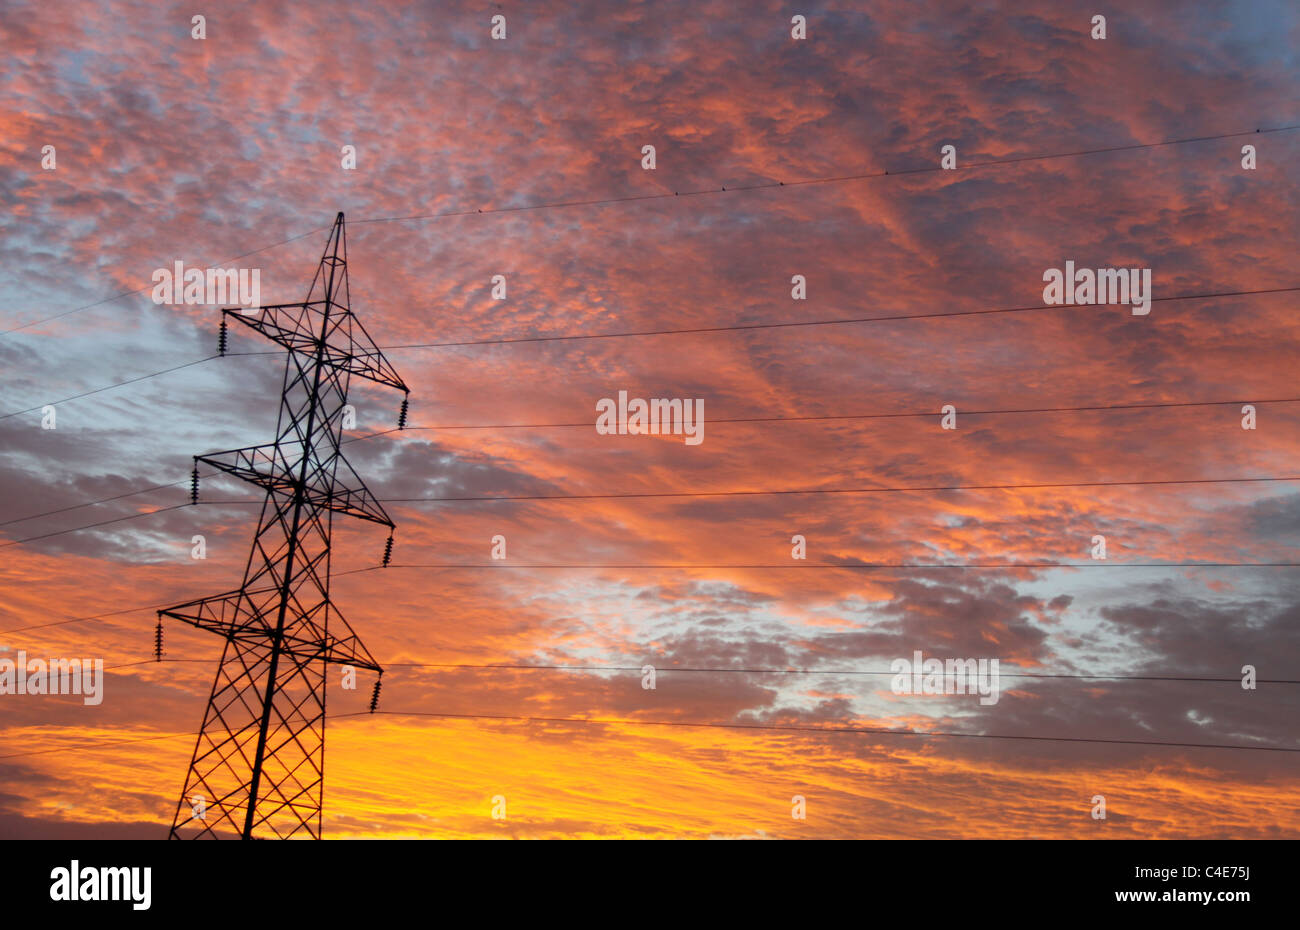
top-left (1, 0), bottom-right (1298, 838)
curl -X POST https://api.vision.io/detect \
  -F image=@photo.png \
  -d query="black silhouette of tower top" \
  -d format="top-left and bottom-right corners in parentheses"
top-left (163, 212), bottom-right (408, 839)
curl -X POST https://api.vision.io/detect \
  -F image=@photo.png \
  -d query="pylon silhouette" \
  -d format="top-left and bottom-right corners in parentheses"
top-left (162, 213), bottom-right (408, 839)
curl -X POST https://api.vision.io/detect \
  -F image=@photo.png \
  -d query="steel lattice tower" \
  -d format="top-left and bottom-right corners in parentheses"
top-left (162, 212), bottom-right (408, 839)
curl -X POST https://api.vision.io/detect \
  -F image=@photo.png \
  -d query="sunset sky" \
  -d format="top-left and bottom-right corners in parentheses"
top-left (1, 0), bottom-right (1298, 839)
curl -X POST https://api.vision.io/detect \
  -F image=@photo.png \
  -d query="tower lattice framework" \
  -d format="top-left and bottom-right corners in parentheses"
top-left (163, 212), bottom-right (407, 839)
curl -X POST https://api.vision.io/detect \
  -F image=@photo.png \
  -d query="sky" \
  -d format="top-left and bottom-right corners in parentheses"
top-left (0, 0), bottom-right (1298, 838)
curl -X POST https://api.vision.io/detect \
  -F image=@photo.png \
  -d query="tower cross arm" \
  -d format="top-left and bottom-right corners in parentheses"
top-left (159, 592), bottom-right (383, 673)
top-left (195, 446), bottom-right (396, 527)
top-left (222, 305), bottom-right (409, 393)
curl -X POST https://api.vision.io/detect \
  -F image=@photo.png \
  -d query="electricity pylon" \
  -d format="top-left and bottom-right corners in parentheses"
top-left (162, 212), bottom-right (408, 839)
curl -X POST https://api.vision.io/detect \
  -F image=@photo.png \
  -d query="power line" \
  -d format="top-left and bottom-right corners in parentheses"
top-left (103, 659), bottom-right (169, 671)
top-left (9, 652), bottom-right (1286, 686)
top-left (361, 474), bottom-right (1300, 504)
top-left (9, 691), bottom-right (1290, 763)
top-left (10, 125), bottom-right (1294, 339)
top-left (225, 285), bottom-right (1298, 355)
top-left (0, 467), bottom-right (231, 530)
top-left (373, 286), bottom-right (1300, 350)
top-left (0, 357), bottom-right (218, 422)
top-left (0, 557), bottom-right (1278, 637)
top-left (357, 709), bottom-right (1300, 754)
top-left (1, 228), bottom-right (329, 337)
top-left (0, 479), bottom-right (193, 529)
top-left (344, 124), bottom-right (1300, 227)
top-left (5, 388), bottom-right (1290, 532)
top-left (0, 730), bottom-right (196, 761)
top-left (0, 603), bottom-right (176, 636)
top-left (0, 504), bottom-right (191, 550)
top-left (344, 395), bottom-right (1300, 440)
top-left (7, 122), bottom-right (1296, 347)
top-left (4, 475), bottom-right (1295, 553)
top-left (8, 286), bottom-right (1297, 420)
top-left (376, 561), bottom-right (1300, 569)
top-left (380, 661), bottom-right (1300, 685)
